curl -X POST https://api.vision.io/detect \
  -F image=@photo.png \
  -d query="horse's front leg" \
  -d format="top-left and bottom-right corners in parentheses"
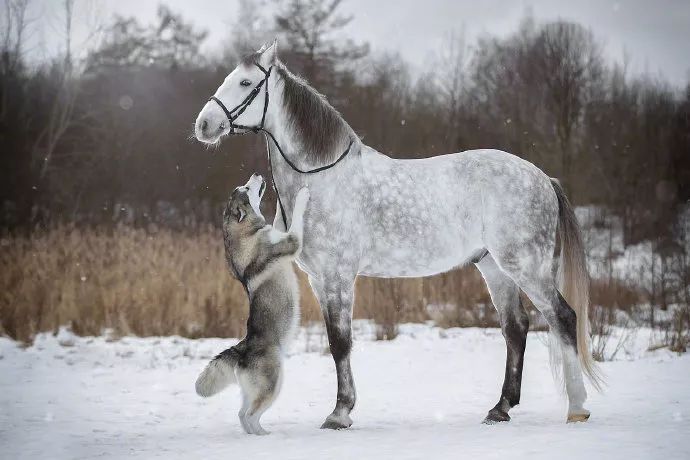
top-left (272, 202), bottom-right (287, 232)
top-left (309, 274), bottom-right (356, 429)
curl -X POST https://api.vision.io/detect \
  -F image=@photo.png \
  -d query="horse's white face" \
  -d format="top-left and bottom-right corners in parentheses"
top-left (195, 42), bottom-right (277, 144)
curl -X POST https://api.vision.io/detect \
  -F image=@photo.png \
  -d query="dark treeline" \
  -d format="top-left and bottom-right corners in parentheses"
top-left (1, 0), bottom-right (689, 246)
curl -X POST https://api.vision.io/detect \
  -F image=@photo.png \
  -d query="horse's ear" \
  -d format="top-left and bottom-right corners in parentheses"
top-left (259, 39), bottom-right (278, 66)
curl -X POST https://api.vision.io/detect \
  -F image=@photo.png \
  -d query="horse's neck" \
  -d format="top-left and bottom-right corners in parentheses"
top-left (265, 135), bottom-right (299, 187)
top-left (261, 78), bottom-right (365, 229)
top-left (264, 73), bottom-right (360, 166)
top-left (263, 112), bottom-right (304, 193)
top-left (263, 101), bottom-right (359, 187)
top-left (262, 120), bottom-right (304, 223)
top-left (263, 113), bottom-right (301, 175)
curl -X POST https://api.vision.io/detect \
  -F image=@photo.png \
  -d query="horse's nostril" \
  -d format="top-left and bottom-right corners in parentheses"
top-left (201, 120), bottom-right (208, 133)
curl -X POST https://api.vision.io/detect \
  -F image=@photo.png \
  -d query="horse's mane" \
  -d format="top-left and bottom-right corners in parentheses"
top-left (239, 51), bottom-right (353, 165)
top-left (274, 63), bottom-right (353, 165)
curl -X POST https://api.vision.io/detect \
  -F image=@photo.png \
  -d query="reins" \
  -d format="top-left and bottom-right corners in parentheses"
top-left (209, 62), bottom-right (354, 229)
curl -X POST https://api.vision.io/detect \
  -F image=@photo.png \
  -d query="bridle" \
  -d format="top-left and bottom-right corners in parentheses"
top-left (209, 62), bottom-right (354, 229)
top-left (209, 62), bottom-right (272, 135)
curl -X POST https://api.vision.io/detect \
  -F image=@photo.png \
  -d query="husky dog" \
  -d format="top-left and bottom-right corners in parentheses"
top-left (195, 173), bottom-right (309, 435)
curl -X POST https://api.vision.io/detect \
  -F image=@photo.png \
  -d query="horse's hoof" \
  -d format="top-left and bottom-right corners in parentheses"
top-left (567, 410), bottom-right (591, 423)
top-left (320, 413), bottom-right (353, 430)
top-left (482, 408), bottom-right (511, 425)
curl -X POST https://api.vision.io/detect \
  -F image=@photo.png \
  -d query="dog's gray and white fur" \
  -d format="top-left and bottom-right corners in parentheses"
top-left (195, 173), bottom-right (309, 435)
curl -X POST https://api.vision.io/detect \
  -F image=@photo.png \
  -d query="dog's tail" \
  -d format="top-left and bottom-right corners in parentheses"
top-left (551, 179), bottom-right (603, 391)
top-left (195, 346), bottom-right (241, 397)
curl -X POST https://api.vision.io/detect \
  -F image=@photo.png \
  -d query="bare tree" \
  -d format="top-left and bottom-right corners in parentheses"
top-left (435, 30), bottom-right (469, 150)
top-left (274, 0), bottom-right (368, 84)
top-left (360, 53), bottom-right (411, 152)
top-left (32, 0), bottom-right (79, 182)
top-left (468, 18), bottom-right (556, 166)
top-left (85, 5), bottom-right (207, 71)
top-left (221, 0), bottom-right (274, 65)
top-left (1, 0), bottom-right (31, 118)
top-left (532, 21), bottom-right (603, 194)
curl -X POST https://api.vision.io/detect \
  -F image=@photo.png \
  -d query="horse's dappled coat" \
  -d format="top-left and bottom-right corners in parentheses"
top-left (195, 41), bottom-right (600, 430)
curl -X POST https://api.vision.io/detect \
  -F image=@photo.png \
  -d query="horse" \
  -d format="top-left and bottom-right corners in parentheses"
top-left (194, 40), bottom-right (601, 429)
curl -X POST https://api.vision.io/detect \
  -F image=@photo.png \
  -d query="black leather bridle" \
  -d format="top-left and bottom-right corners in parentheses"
top-left (209, 63), bottom-right (272, 135)
top-left (209, 62), bottom-right (354, 228)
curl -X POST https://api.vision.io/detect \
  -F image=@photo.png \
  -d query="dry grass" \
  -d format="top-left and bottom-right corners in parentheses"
top-left (1, 226), bottom-right (495, 343)
top-left (590, 278), bottom-right (642, 312)
top-left (0, 225), bottom-right (315, 342)
top-left (6, 226), bottom-right (667, 346)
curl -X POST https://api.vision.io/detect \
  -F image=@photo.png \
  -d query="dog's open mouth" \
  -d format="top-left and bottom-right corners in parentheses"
top-left (246, 174), bottom-right (266, 216)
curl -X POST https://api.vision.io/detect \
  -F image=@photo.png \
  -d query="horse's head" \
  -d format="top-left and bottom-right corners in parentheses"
top-left (195, 41), bottom-right (278, 144)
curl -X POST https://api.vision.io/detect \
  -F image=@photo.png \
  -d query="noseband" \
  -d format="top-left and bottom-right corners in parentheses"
top-left (209, 62), bottom-right (354, 229)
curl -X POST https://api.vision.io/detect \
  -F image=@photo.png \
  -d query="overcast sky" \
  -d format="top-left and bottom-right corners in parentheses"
top-left (21, 0), bottom-right (690, 87)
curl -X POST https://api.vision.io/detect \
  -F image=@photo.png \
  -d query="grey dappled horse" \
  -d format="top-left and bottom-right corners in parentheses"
top-left (194, 41), bottom-right (601, 429)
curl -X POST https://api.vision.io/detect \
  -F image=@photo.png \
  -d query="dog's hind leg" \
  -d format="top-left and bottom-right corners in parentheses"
top-left (476, 254), bottom-right (529, 424)
top-left (244, 395), bottom-right (274, 435)
top-left (238, 393), bottom-right (252, 434)
top-left (237, 362), bottom-right (282, 435)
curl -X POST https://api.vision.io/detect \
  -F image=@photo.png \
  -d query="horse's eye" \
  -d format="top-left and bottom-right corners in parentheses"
top-left (240, 79), bottom-right (251, 87)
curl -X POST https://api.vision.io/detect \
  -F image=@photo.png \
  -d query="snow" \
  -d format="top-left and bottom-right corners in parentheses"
top-left (578, 204), bottom-right (690, 293)
top-left (1, 323), bottom-right (689, 460)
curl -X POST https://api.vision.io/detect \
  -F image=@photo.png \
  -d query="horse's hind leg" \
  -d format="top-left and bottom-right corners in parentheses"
top-left (494, 253), bottom-right (589, 422)
top-left (528, 284), bottom-right (589, 421)
top-left (476, 255), bottom-right (529, 424)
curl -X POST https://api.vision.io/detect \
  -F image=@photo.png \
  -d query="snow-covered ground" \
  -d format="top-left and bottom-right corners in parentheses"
top-left (1, 323), bottom-right (689, 460)
top-left (578, 204), bottom-right (690, 294)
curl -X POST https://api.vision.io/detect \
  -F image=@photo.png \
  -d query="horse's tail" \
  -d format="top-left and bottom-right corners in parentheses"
top-left (551, 179), bottom-right (603, 391)
top-left (195, 346), bottom-right (241, 397)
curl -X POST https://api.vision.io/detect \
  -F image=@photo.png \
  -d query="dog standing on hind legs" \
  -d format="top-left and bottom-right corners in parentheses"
top-left (195, 173), bottom-right (309, 435)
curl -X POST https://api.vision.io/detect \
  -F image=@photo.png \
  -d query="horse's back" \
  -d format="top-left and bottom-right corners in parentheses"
top-left (456, 149), bottom-right (560, 261)
top-left (357, 147), bottom-right (557, 277)
top-left (377, 147), bottom-right (550, 182)
top-left (450, 148), bottom-right (550, 180)
top-left (426, 148), bottom-right (559, 248)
